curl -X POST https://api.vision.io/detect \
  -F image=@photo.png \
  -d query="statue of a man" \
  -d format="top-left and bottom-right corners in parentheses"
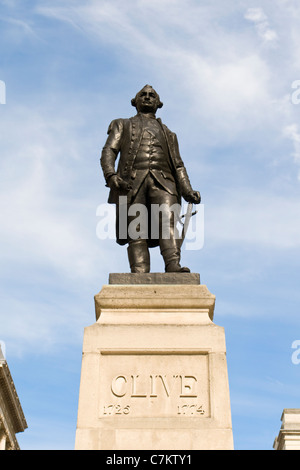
top-left (100, 85), bottom-right (201, 273)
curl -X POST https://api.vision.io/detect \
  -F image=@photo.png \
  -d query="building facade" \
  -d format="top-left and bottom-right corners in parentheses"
top-left (274, 409), bottom-right (300, 450)
top-left (0, 346), bottom-right (27, 450)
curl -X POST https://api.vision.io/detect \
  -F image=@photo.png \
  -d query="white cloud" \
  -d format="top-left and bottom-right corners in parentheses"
top-left (283, 124), bottom-right (300, 179)
top-left (0, 101), bottom-right (125, 356)
top-left (244, 7), bottom-right (278, 44)
top-left (0, 103), bottom-right (113, 284)
top-left (0, 14), bottom-right (40, 41)
top-left (35, 1), bottom-right (276, 144)
top-left (182, 52), bottom-right (271, 134)
top-left (1, 0), bottom-right (300, 359)
top-left (245, 7), bottom-right (267, 23)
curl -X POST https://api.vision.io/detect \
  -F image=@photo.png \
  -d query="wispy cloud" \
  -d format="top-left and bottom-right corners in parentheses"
top-left (1, 0), bottom-right (300, 357)
top-left (0, 99), bottom-right (123, 355)
top-left (35, 1), bottom-right (275, 143)
top-left (1, 1), bottom-right (300, 452)
top-left (0, 14), bottom-right (39, 40)
top-left (0, 103), bottom-right (112, 284)
top-left (244, 7), bottom-right (278, 44)
top-left (283, 124), bottom-right (300, 179)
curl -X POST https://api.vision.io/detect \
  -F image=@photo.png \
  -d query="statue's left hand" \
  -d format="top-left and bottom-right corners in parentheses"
top-left (185, 190), bottom-right (201, 204)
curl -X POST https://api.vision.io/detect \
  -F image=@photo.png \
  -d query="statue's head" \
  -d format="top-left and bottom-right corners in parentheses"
top-left (131, 85), bottom-right (163, 114)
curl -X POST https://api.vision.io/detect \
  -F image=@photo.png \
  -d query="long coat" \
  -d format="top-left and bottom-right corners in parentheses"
top-left (101, 113), bottom-right (193, 203)
top-left (100, 113), bottom-right (194, 246)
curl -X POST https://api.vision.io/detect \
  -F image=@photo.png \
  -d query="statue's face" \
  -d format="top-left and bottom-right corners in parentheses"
top-left (135, 87), bottom-right (160, 113)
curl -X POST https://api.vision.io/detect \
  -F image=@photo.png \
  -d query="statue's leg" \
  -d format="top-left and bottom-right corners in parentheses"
top-left (124, 175), bottom-right (151, 273)
top-left (160, 239), bottom-right (190, 273)
top-left (149, 180), bottom-right (190, 273)
top-left (127, 239), bottom-right (150, 273)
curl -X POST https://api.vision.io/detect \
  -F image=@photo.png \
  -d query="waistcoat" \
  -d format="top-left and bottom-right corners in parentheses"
top-left (133, 117), bottom-right (171, 173)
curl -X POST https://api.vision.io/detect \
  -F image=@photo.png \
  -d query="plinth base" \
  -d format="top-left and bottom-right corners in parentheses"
top-left (75, 275), bottom-right (233, 450)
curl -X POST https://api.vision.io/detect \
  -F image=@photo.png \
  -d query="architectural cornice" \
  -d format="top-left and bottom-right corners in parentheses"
top-left (0, 352), bottom-right (28, 449)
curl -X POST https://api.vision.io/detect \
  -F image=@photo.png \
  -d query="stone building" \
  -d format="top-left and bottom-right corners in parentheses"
top-left (273, 409), bottom-right (300, 450)
top-left (0, 345), bottom-right (28, 450)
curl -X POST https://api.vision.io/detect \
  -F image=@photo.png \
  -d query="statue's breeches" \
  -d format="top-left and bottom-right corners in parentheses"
top-left (116, 173), bottom-right (181, 252)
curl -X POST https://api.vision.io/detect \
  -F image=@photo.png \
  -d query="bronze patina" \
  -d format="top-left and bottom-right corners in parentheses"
top-left (101, 85), bottom-right (201, 273)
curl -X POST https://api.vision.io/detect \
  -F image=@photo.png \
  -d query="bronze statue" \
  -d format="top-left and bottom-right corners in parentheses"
top-left (101, 85), bottom-right (201, 273)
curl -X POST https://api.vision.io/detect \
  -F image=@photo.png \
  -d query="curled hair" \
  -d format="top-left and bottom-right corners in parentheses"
top-left (131, 85), bottom-right (163, 109)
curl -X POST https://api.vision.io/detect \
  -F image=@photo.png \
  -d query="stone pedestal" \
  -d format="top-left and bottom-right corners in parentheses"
top-left (75, 274), bottom-right (233, 450)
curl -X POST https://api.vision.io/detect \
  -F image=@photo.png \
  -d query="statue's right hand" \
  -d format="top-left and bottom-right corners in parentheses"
top-left (108, 175), bottom-right (132, 192)
top-left (107, 174), bottom-right (121, 190)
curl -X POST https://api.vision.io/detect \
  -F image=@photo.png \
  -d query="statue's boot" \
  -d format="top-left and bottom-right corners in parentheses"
top-left (161, 247), bottom-right (190, 273)
top-left (127, 240), bottom-right (150, 273)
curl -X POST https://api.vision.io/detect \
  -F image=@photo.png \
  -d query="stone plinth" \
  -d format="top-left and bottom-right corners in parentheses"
top-left (274, 409), bottom-right (300, 450)
top-left (75, 274), bottom-right (233, 450)
top-left (108, 272), bottom-right (200, 285)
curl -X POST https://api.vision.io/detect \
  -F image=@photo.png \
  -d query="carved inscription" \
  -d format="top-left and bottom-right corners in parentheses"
top-left (103, 404), bottom-right (131, 415)
top-left (177, 404), bottom-right (204, 415)
top-left (99, 354), bottom-right (210, 418)
top-left (111, 374), bottom-right (198, 398)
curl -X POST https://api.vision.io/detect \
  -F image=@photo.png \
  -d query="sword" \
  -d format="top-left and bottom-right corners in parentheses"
top-left (179, 202), bottom-right (197, 248)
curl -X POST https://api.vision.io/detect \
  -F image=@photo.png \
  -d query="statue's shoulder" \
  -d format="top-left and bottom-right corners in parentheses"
top-left (157, 118), bottom-right (176, 138)
top-left (106, 117), bottom-right (130, 134)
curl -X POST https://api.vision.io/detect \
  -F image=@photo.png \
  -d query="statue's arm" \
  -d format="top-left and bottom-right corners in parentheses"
top-left (100, 119), bottom-right (123, 185)
top-left (172, 134), bottom-right (201, 204)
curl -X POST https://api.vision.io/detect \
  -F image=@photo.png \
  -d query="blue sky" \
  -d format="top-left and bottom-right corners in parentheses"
top-left (1, 0), bottom-right (300, 450)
